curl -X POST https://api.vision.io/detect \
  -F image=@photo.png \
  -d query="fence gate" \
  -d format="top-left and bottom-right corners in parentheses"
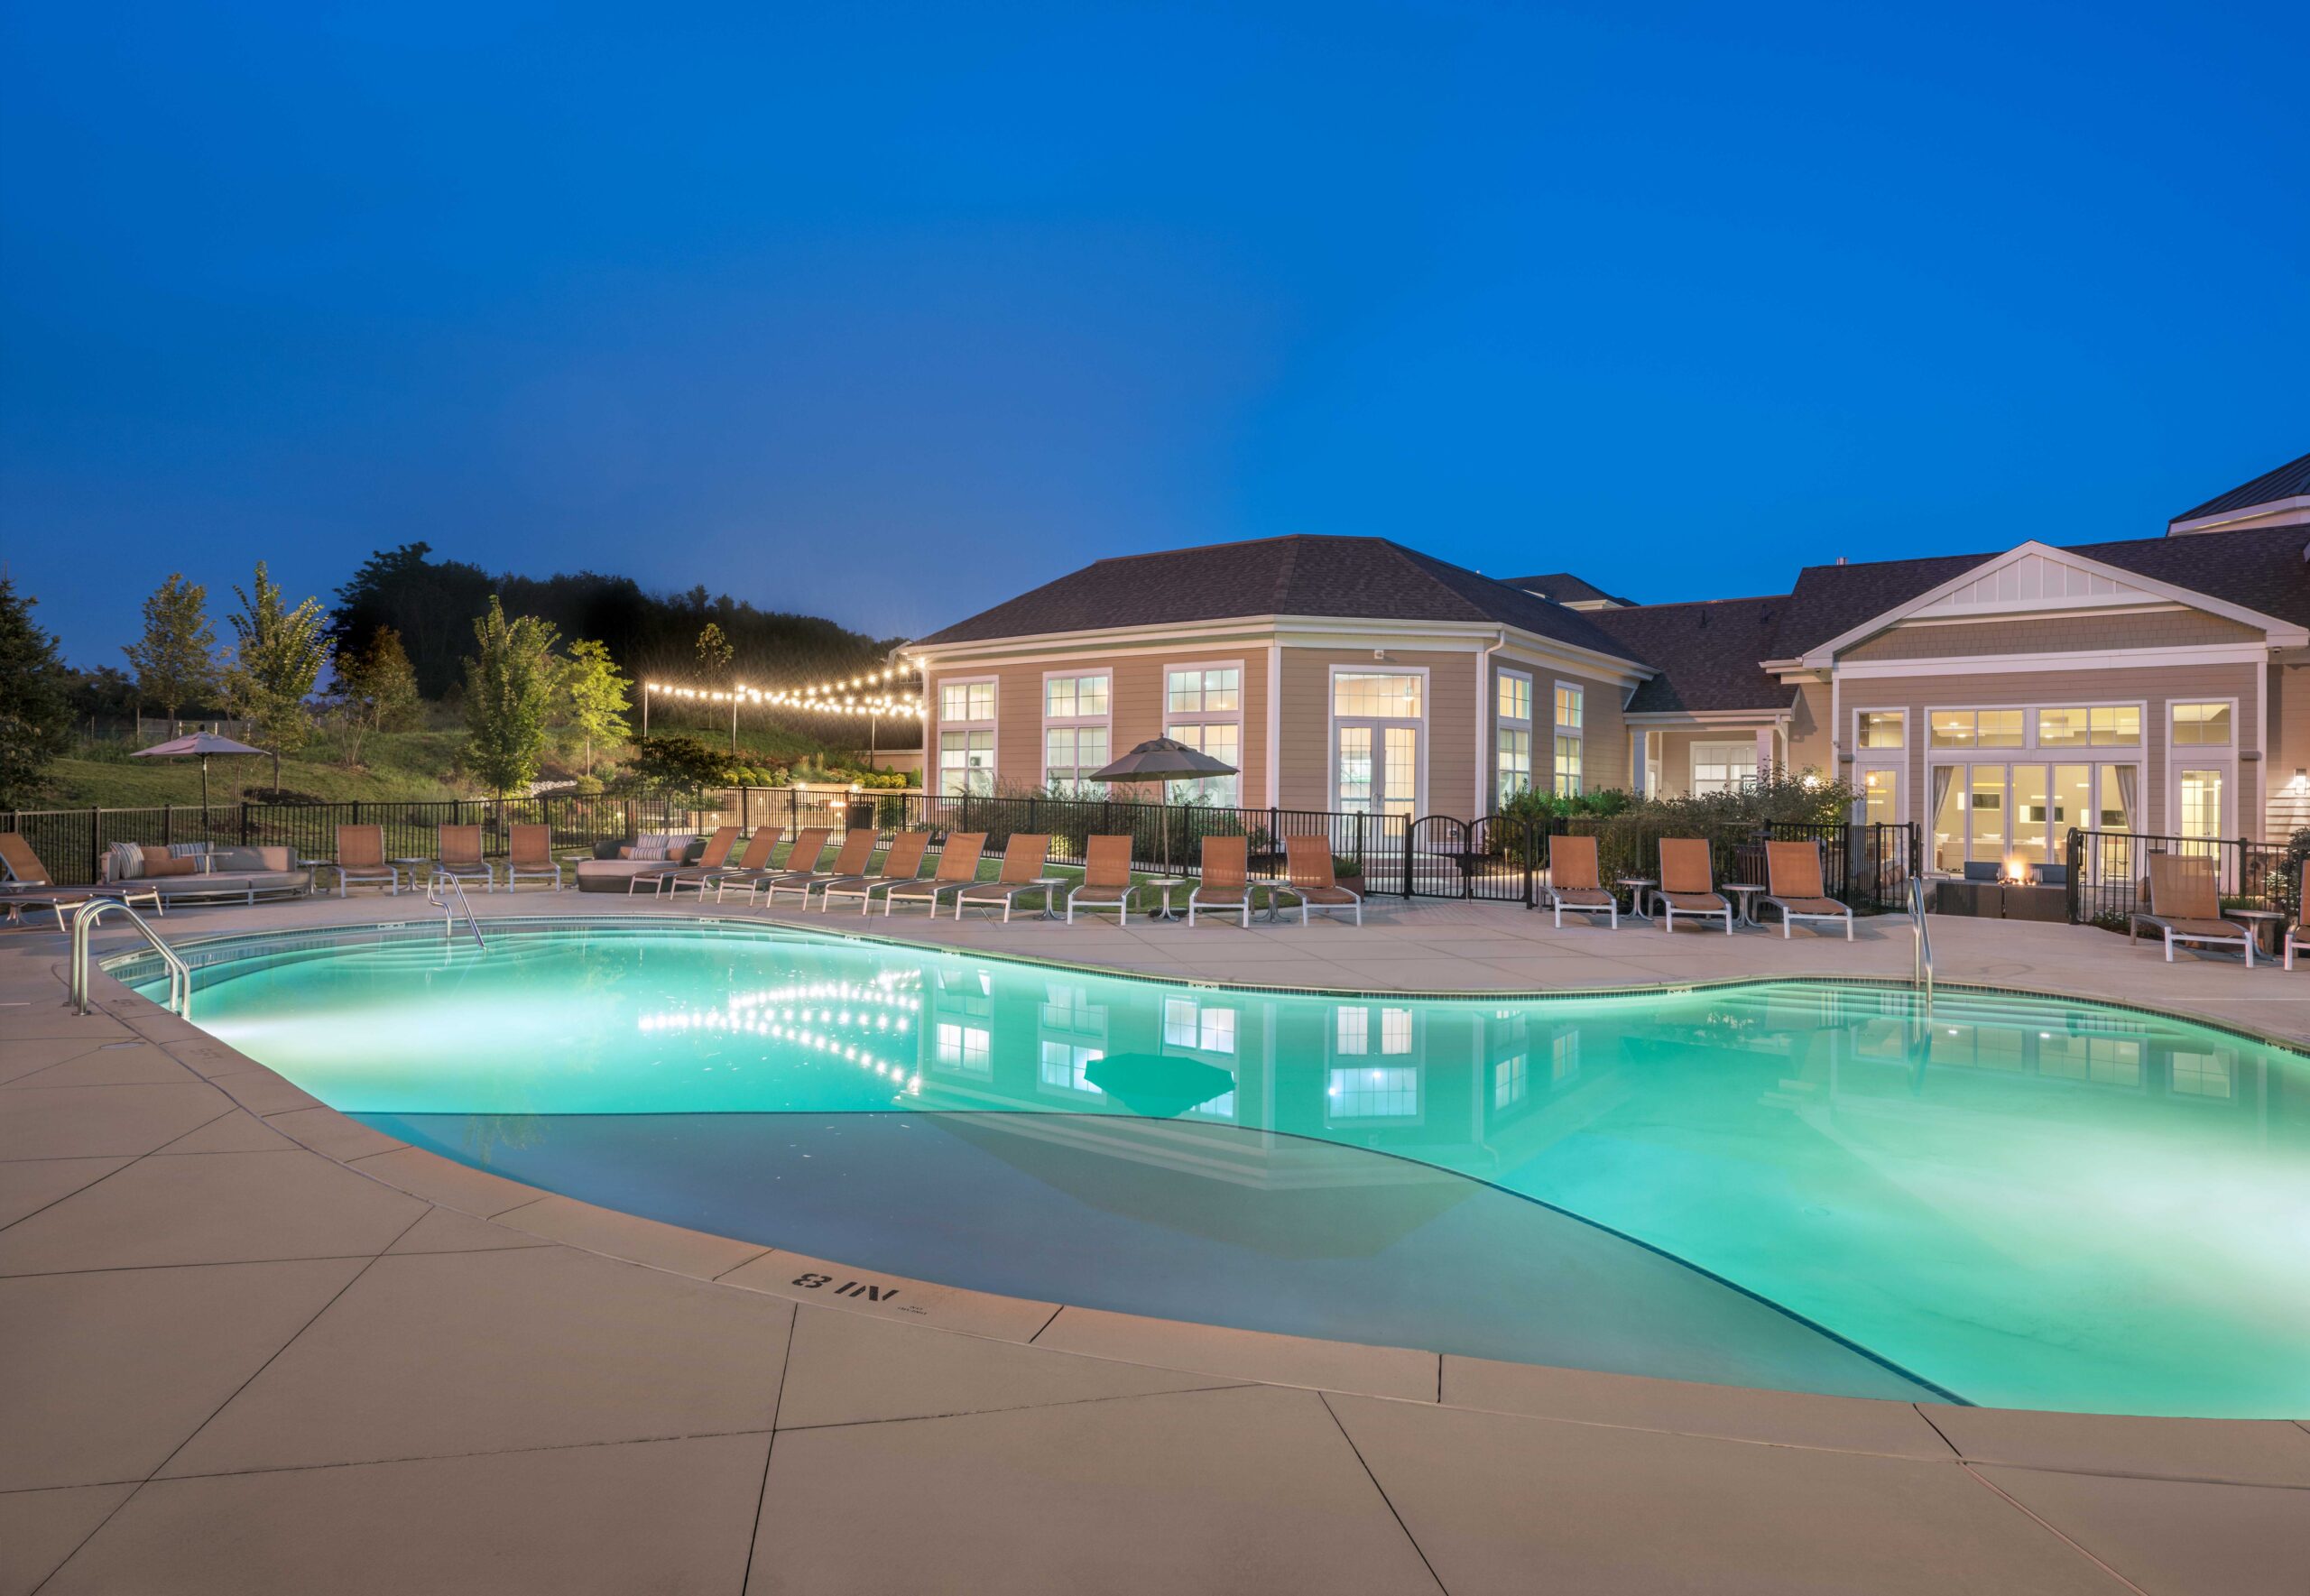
top-left (1404, 814), bottom-right (1536, 902)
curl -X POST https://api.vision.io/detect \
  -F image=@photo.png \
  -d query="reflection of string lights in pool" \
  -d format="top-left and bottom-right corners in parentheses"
top-left (632, 973), bottom-right (924, 1093)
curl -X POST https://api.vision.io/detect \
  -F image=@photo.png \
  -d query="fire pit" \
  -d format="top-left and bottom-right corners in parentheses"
top-left (1933, 858), bottom-right (2069, 921)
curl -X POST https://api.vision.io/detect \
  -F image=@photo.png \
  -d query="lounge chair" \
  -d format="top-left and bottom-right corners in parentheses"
top-left (952, 834), bottom-right (1053, 921)
top-left (504, 824), bottom-right (562, 891)
top-left (1187, 835), bottom-right (1254, 927)
top-left (1543, 835), bottom-right (1617, 929)
top-left (762, 830), bottom-right (876, 908)
top-left (2285, 863), bottom-right (2310, 972)
top-left (1655, 837), bottom-right (1733, 935)
top-left (701, 826), bottom-right (784, 901)
top-left (332, 825), bottom-right (403, 897)
top-left (0, 833), bottom-right (163, 930)
top-left (717, 827), bottom-right (827, 903)
top-left (2130, 853), bottom-right (2254, 966)
top-left (884, 832), bottom-right (987, 916)
top-left (1281, 834), bottom-right (1362, 926)
top-left (629, 825), bottom-right (739, 896)
top-left (435, 825), bottom-right (496, 893)
top-left (1762, 840), bottom-right (1853, 940)
top-left (1066, 834), bottom-right (1138, 925)
top-left (821, 830), bottom-right (931, 914)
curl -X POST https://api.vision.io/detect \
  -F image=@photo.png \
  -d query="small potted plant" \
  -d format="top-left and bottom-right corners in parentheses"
top-left (1332, 850), bottom-right (1364, 894)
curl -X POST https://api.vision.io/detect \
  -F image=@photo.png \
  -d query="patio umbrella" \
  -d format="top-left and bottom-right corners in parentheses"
top-left (1083, 1052), bottom-right (1237, 1119)
top-left (130, 731), bottom-right (268, 812)
top-left (1088, 736), bottom-right (1239, 881)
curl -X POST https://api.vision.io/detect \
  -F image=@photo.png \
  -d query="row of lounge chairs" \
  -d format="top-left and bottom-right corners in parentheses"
top-left (618, 826), bottom-right (1365, 925)
top-left (1540, 835), bottom-right (1853, 939)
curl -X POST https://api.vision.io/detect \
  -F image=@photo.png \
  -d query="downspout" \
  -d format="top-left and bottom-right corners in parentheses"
top-left (1476, 630), bottom-right (1506, 816)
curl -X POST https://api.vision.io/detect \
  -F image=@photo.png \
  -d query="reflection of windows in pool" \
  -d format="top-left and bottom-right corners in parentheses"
top-left (1328, 1066), bottom-right (1418, 1118)
top-left (1381, 1008), bottom-right (1412, 1056)
top-left (1492, 1054), bottom-right (1527, 1108)
top-left (1335, 1008), bottom-right (1368, 1055)
top-left (1163, 998), bottom-right (1237, 1054)
top-left (934, 1022), bottom-right (990, 1076)
top-left (1040, 984), bottom-right (1104, 1033)
top-left (1928, 1024), bottom-right (2027, 1071)
top-left (2037, 1035), bottom-right (2142, 1088)
top-left (1551, 1032), bottom-right (1581, 1083)
top-left (2169, 1050), bottom-right (2232, 1099)
top-left (1039, 1040), bottom-right (1103, 1094)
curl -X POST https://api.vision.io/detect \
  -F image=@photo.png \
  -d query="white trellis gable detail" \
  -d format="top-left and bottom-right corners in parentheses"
top-left (1913, 549), bottom-right (2158, 616)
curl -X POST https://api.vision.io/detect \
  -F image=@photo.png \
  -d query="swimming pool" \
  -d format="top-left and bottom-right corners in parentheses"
top-left (128, 919), bottom-right (2310, 1417)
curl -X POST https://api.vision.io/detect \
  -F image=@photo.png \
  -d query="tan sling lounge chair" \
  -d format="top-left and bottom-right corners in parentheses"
top-left (884, 832), bottom-right (986, 916)
top-left (821, 830), bottom-right (931, 914)
top-left (2130, 853), bottom-right (2255, 965)
top-left (953, 834), bottom-right (1053, 921)
top-left (1763, 840), bottom-right (1853, 940)
top-left (504, 824), bottom-right (561, 890)
top-left (0, 833), bottom-right (163, 929)
top-left (1187, 835), bottom-right (1255, 927)
top-left (2285, 863), bottom-right (2310, 972)
top-left (333, 825), bottom-right (402, 897)
top-left (630, 826), bottom-right (740, 896)
top-left (1067, 835), bottom-right (1138, 925)
top-left (435, 825), bottom-right (496, 893)
top-left (762, 830), bottom-right (876, 908)
top-left (1282, 834), bottom-right (1361, 926)
top-left (1544, 835), bottom-right (1617, 929)
top-left (704, 826), bottom-right (789, 901)
top-left (1655, 837), bottom-right (1733, 935)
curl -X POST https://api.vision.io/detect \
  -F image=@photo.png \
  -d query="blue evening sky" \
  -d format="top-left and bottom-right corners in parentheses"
top-left (4, 2), bottom-right (2304, 663)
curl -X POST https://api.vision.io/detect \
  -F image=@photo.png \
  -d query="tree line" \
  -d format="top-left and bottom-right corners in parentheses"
top-left (0, 544), bottom-right (899, 808)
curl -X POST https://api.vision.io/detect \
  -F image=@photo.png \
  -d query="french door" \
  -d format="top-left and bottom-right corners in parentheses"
top-left (1930, 762), bottom-right (2137, 874)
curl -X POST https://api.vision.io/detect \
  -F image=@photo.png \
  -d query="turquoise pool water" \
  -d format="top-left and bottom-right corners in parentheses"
top-left (140, 922), bottom-right (2310, 1416)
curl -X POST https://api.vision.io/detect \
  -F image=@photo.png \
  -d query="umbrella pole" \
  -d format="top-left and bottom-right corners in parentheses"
top-left (200, 757), bottom-right (208, 816)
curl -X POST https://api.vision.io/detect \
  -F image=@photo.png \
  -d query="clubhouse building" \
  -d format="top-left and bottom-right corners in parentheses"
top-left (904, 448), bottom-right (2310, 875)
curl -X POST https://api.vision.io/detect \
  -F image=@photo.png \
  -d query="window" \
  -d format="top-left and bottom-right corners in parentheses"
top-left (1861, 767), bottom-right (1899, 826)
top-left (1691, 741), bottom-right (1758, 797)
top-left (1495, 670), bottom-right (1533, 806)
top-left (2170, 1050), bottom-right (2233, 1100)
top-left (1167, 665), bottom-right (1243, 806)
top-left (1552, 684), bottom-right (1584, 797)
top-left (1164, 997), bottom-right (1238, 1055)
top-left (1167, 667), bottom-right (1240, 715)
top-left (938, 677), bottom-right (998, 798)
top-left (2171, 703), bottom-right (2232, 747)
top-left (1334, 671), bottom-right (1422, 817)
top-left (2037, 707), bottom-right (2088, 748)
top-left (1042, 671), bottom-right (1111, 793)
top-left (1327, 1066), bottom-right (1419, 1118)
top-left (1929, 710), bottom-right (2022, 750)
top-left (1039, 1040), bottom-right (1104, 1094)
top-left (2090, 706), bottom-right (2139, 746)
top-left (1856, 711), bottom-right (1904, 750)
top-left (1335, 1007), bottom-right (1368, 1055)
top-left (2177, 767), bottom-right (2224, 841)
top-left (1492, 1055), bottom-right (1527, 1108)
top-left (933, 1021), bottom-right (990, 1077)
top-left (1551, 1030), bottom-right (1581, 1083)
top-left (1043, 674), bottom-right (1108, 719)
top-left (939, 681), bottom-right (996, 722)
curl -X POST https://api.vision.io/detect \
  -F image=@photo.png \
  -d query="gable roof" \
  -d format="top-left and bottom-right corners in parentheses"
top-left (2169, 449), bottom-right (2310, 528)
top-left (1494, 571), bottom-right (1636, 607)
top-left (1771, 523), bottom-right (2310, 659)
top-left (910, 534), bottom-right (1641, 660)
top-left (1585, 596), bottom-right (1791, 714)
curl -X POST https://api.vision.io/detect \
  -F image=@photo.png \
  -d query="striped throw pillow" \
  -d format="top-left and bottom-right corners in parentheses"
top-left (106, 842), bottom-right (146, 881)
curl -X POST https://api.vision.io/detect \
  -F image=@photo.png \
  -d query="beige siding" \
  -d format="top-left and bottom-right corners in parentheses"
top-left (2266, 650), bottom-right (2310, 839)
top-left (925, 650), bottom-right (1268, 804)
top-left (1482, 652), bottom-right (1631, 809)
top-left (1843, 610), bottom-right (2258, 661)
top-left (1278, 648), bottom-right (1475, 814)
top-left (1785, 682), bottom-right (1831, 773)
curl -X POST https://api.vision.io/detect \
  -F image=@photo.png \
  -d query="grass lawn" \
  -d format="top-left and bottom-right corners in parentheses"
top-left (42, 730), bottom-right (474, 807)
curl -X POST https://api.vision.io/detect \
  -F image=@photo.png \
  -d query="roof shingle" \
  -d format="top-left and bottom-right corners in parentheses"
top-left (1494, 571), bottom-right (1636, 607)
top-left (1585, 597), bottom-right (1791, 714)
top-left (2169, 449), bottom-right (2310, 526)
top-left (910, 535), bottom-right (1638, 659)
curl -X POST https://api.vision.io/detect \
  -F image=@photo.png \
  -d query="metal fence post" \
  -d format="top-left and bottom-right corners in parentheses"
top-left (89, 807), bottom-right (102, 881)
top-left (2065, 827), bottom-right (2083, 922)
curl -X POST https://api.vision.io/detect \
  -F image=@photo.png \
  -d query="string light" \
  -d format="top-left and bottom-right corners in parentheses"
top-left (641, 665), bottom-right (924, 717)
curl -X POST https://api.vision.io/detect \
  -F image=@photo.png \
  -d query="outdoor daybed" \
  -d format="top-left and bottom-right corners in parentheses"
top-left (100, 842), bottom-right (312, 906)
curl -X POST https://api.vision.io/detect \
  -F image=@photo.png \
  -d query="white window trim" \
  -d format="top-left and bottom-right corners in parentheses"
top-left (1163, 659), bottom-right (1245, 807)
top-left (1494, 668), bottom-right (1534, 807)
top-left (1040, 668), bottom-right (1112, 792)
top-left (1551, 680), bottom-right (1585, 798)
top-left (2167, 696), bottom-right (2241, 843)
top-left (1852, 706), bottom-right (1908, 755)
top-left (1689, 740), bottom-right (1760, 798)
top-left (936, 675), bottom-right (1000, 798)
top-left (1326, 663), bottom-right (1430, 818)
top-left (1924, 700), bottom-right (2151, 759)
top-left (1851, 706), bottom-right (1908, 826)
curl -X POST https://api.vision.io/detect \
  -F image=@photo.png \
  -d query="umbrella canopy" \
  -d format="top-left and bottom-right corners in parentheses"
top-left (130, 732), bottom-right (270, 810)
top-left (1083, 1052), bottom-right (1238, 1119)
top-left (131, 733), bottom-right (266, 759)
top-left (1089, 736), bottom-right (1241, 881)
top-left (1087, 735), bottom-right (1237, 784)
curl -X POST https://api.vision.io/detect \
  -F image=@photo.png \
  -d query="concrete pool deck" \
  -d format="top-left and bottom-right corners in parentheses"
top-left (4, 890), bottom-right (2306, 1593)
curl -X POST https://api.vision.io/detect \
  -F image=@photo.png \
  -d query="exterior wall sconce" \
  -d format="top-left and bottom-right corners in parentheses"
top-left (2290, 768), bottom-right (2308, 795)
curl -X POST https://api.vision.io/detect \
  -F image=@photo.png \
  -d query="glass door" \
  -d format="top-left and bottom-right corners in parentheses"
top-left (1934, 761), bottom-right (2135, 874)
top-left (1333, 672), bottom-right (1422, 819)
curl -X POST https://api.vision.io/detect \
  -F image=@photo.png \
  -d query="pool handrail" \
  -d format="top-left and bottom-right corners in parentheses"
top-left (69, 897), bottom-right (189, 1018)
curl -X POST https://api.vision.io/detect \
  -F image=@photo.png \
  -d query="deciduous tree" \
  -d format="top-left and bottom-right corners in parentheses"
top-left (124, 573), bottom-right (221, 724)
top-left (463, 597), bottom-right (561, 798)
top-left (225, 562), bottom-right (330, 755)
top-left (0, 577), bottom-right (72, 808)
top-left (562, 639), bottom-right (632, 777)
top-left (332, 626), bottom-right (421, 766)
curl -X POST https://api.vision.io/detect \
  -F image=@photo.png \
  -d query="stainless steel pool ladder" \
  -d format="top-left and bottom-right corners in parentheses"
top-left (68, 898), bottom-right (190, 1018)
top-left (1907, 872), bottom-right (1933, 1014)
top-left (428, 871), bottom-right (487, 951)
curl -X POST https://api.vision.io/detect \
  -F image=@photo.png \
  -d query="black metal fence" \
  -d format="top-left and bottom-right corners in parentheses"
top-left (1401, 814), bottom-right (1916, 912)
top-left (0, 796), bottom-right (703, 886)
top-left (2064, 828), bottom-right (2298, 926)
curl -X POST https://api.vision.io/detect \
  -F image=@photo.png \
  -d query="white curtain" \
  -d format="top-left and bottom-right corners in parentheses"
top-left (1928, 765), bottom-right (1954, 870)
top-left (2113, 765), bottom-right (2137, 833)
